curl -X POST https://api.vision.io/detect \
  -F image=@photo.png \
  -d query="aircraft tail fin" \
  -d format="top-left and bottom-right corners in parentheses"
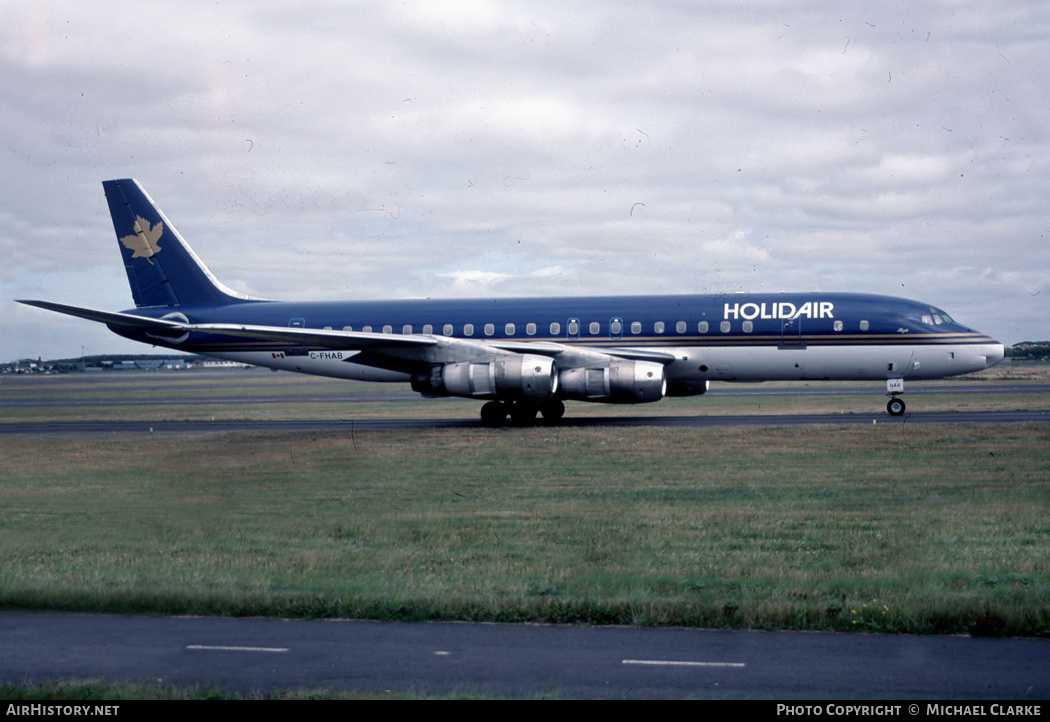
top-left (103, 179), bottom-right (258, 308)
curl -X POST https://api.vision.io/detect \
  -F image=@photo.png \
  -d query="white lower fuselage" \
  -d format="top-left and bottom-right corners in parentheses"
top-left (207, 340), bottom-right (1003, 387)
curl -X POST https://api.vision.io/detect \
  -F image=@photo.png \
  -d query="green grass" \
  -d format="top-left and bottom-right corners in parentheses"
top-left (2, 421), bottom-right (1048, 635)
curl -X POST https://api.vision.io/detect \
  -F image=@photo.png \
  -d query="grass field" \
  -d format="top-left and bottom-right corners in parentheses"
top-left (1, 364), bottom-right (1048, 636)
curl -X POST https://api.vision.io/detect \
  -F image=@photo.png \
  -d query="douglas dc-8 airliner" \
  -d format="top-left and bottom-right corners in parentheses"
top-left (19, 179), bottom-right (1004, 424)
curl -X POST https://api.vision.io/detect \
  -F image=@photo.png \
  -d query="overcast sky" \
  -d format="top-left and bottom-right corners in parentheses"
top-left (3, 1), bottom-right (1047, 362)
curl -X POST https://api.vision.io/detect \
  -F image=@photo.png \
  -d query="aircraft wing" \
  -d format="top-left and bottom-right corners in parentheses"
top-left (201, 326), bottom-right (680, 365)
top-left (489, 340), bottom-right (675, 364)
top-left (18, 299), bottom-right (675, 366)
top-left (588, 347), bottom-right (677, 364)
top-left (194, 325), bottom-right (679, 366)
top-left (188, 322), bottom-right (439, 350)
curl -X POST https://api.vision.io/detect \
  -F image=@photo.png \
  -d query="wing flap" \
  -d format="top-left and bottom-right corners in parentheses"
top-left (597, 347), bottom-right (678, 364)
top-left (491, 339), bottom-right (676, 365)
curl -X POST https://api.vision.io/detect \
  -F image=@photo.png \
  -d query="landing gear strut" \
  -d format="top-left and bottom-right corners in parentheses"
top-left (885, 378), bottom-right (905, 416)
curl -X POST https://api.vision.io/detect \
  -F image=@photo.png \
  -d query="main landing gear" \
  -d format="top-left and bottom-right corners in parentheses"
top-left (480, 399), bottom-right (565, 426)
top-left (885, 378), bottom-right (906, 417)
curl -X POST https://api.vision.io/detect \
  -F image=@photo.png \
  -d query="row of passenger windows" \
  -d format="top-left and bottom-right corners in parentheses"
top-left (321, 319), bottom-right (873, 336)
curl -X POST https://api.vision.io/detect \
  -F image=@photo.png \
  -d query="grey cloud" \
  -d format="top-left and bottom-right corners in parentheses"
top-left (2, 1), bottom-right (1048, 361)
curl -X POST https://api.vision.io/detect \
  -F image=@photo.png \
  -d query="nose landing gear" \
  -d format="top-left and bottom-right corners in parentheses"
top-left (886, 378), bottom-right (906, 416)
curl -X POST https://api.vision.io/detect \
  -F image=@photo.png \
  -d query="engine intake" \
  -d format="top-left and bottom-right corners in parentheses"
top-left (559, 360), bottom-right (666, 403)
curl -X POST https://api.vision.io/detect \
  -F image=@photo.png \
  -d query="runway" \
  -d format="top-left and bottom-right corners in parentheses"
top-left (2, 611), bottom-right (1047, 699)
top-left (2, 371), bottom-right (1046, 434)
top-left (1, 409), bottom-right (1048, 435)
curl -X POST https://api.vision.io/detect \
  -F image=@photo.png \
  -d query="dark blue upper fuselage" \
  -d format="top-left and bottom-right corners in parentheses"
top-left (114, 292), bottom-right (992, 353)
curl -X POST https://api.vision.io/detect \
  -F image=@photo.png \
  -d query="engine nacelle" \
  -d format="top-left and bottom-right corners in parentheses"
top-left (558, 360), bottom-right (666, 403)
top-left (413, 354), bottom-right (558, 401)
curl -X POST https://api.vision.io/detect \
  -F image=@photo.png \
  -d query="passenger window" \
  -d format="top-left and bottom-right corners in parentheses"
top-left (676, 321), bottom-right (686, 333)
top-left (742, 320), bottom-right (753, 333)
top-left (402, 324), bottom-right (413, 334)
top-left (324, 326), bottom-right (332, 331)
top-left (383, 325), bottom-right (393, 334)
top-left (422, 324), bottom-right (433, 335)
top-left (443, 324), bottom-right (453, 336)
top-left (526, 323), bottom-right (536, 336)
top-left (654, 321), bottom-right (665, 334)
top-left (589, 321), bottom-right (600, 335)
top-left (610, 319), bottom-right (622, 335)
top-left (631, 321), bottom-right (641, 334)
top-left (550, 322), bottom-right (560, 335)
top-left (484, 323), bottom-right (495, 336)
top-left (720, 321), bottom-right (731, 333)
top-left (698, 321), bottom-right (709, 333)
top-left (568, 320), bottom-right (579, 335)
top-left (505, 323), bottom-right (515, 335)
top-left (362, 325), bottom-right (372, 333)
top-left (833, 320), bottom-right (843, 332)
top-left (464, 324), bottom-right (474, 336)
top-left (343, 325), bottom-right (353, 332)
top-left (859, 320), bottom-right (869, 331)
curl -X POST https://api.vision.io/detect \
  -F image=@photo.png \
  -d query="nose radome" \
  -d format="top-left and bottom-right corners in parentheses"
top-left (983, 343), bottom-right (1005, 369)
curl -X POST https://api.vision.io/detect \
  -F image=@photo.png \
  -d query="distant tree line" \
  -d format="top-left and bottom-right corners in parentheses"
top-left (1007, 342), bottom-right (1050, 360)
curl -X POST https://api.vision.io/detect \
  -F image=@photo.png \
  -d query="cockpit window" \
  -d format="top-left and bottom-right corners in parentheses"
top-left (918, 310), bottom-right (955, 327)
top-left (924, 308), bottom-right (955, 326)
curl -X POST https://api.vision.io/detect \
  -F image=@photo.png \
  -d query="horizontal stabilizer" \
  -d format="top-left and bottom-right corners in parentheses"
top-left (16, 300), bottom-right (189, 334)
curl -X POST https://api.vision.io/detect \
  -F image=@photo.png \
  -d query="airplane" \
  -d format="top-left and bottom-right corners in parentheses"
top-left (19, 178), bottom-right (1005, 424)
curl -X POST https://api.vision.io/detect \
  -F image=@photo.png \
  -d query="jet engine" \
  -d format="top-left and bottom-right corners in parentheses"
top-left (412, 354), bottom-right (558, 400)
top-left (558, 360), bottom-right (666, 403)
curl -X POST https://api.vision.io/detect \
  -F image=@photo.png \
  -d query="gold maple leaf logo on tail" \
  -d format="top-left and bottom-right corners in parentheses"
top-left (119, 216), bottom-right (164, 264)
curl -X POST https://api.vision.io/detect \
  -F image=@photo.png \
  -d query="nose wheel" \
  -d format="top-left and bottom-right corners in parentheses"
top-left (886, 397), bottom-right (906, 416)
top-left (885, 378), bottom-right (906, 416)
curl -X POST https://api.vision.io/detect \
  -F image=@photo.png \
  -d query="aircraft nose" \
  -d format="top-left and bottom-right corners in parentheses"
top-left (983, 342), bottom-right (1005, 369)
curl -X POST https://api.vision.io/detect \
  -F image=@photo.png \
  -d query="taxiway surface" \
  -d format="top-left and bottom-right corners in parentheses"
top-left (2, 611), bottom-right (1047, 699)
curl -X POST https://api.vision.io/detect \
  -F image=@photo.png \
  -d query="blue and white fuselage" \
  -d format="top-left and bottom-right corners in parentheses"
top-left (20, 179), bottom-right (1003, 423)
